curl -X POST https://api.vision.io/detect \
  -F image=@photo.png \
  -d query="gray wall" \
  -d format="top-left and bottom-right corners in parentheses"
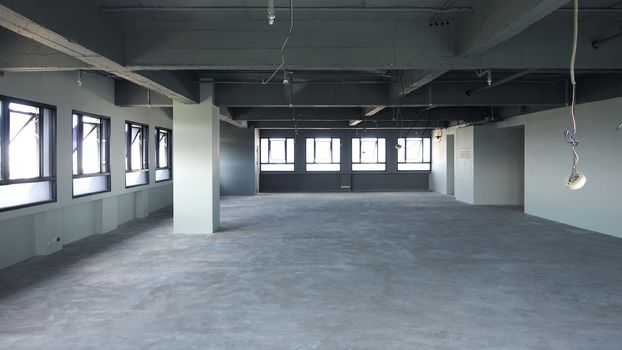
top-left (0, 71), bottom-right (173, 269)
top-left (454, 127), bottom-right (475, 203)
top-left (473, 126), bottom-right (524, 205)
top-left (430, 97), bottom-right (622, 238)
top-left (451, 126), bottom-right (524, 205)
top-left (260, 129), bottom-right (430, 192)
top-left (220, 122), bottom-right (256, 196)
top-left (498, 97), bottom-right (622, 237)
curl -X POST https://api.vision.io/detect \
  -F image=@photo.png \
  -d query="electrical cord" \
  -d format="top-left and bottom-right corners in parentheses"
top-left (262, 0), bottom-right (295, 84)
top-left (563, 0), bottom-right (583, 185)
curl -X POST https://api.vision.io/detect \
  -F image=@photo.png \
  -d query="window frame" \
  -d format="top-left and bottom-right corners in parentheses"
top-left (155, 127), bottom-right (172, 182)
top-left (305, 137), bottom-right (341, 172)
top-left (125, 120), bottom-right (150, 188)
top-left (259, 137), bottom-right (295, 172)
top-left (351, 137), bottom-right (387, 172)
top-left (397, 137), bottom-right (432, 172)
top-left (0, 95), bottom-right (57, 212)
top-left (72, 111), bottom-right (111, 198)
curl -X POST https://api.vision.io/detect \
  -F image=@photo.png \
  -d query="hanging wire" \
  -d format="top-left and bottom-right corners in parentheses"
top-left (262, 0), bottom-right (295, 84)
top-left (563, 0), bottom-right (581, 182)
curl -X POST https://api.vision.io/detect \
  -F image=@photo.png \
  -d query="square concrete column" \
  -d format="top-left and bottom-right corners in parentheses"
top-left (173, 83), bottom-right (220, 234)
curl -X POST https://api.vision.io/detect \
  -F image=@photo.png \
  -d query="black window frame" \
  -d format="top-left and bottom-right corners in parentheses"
top-left (351, 137), bottom-right (387, 172)
top-left (259, 137), bottom-right (295, 172)
top-left (396, 137), bottom-right (432, 172)
top-left (305, 137), bottom-right (341, 172)
top-left (72, 111), bottom-right (111, 198)
top-left (125, 120), bottom-right (149, 188)
top-left (0, 95), bottom-right (57, 212)
top-left (155, 127), bottom-right (172, 182)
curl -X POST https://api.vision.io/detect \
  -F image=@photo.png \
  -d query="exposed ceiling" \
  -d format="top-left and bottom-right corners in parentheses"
top-left (1, 0), bottom-right (622, 128)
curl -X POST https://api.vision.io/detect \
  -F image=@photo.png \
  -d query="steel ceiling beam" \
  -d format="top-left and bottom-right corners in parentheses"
top-left (0, 0), bottom-right (199, 103)
top-left (215, 81), bottom-right (567, 108)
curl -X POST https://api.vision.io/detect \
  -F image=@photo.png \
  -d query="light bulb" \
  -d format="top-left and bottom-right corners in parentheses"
top-left (565, 172), bottom-right (586, 190)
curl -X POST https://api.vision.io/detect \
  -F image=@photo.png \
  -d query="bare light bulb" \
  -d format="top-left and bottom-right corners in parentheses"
top-left (565, 172), bottom-right (587, 190)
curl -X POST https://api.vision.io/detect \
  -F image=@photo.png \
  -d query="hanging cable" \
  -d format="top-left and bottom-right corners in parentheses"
top-left (262, 0), bottom-right (295, 84)
top-left (564, 0), bottom-right (586, 190)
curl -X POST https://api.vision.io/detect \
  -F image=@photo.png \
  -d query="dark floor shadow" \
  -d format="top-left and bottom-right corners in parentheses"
top-left (0, 207), bottom-right (173, 300)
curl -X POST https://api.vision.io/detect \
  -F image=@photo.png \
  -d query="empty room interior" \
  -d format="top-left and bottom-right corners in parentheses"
top-left (1, 0), bottom-right (622, 349)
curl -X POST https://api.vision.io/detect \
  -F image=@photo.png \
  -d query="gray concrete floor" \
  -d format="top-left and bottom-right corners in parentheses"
top-left (1, 192), bottom-right (621, 350)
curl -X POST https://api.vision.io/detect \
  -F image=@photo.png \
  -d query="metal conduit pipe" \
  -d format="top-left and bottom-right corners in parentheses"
top-left (592, 30), bottom-right (622, 49)
top-left (99, 7), bottom-right (622, 13)
top-left (100, 6), bottom-right (474, 13)
top-left (466, 69), bottom-right (538, 96)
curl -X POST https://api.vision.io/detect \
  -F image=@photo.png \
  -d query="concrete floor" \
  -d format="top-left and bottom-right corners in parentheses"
top-left (1, 193), bottom-right (621, 350)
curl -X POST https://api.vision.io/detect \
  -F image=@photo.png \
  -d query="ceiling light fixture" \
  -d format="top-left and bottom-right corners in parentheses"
top-left (349, 120), bottom-right (363, 127)
top-left (564, 0), bottom-right (586, 191)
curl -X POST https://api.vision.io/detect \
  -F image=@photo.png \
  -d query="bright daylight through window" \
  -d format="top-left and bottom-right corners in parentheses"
top-left (125, 121), bottom-right (149, 187)
top-left (260, 138), bottom-right (294, 171)
top-left (397, 137), bottom-right (431, 171)
top-left (352, 137), bottom-right (386, 171)
top-left (72, 112), bottom-right (110, 197)
top-left (306, 138), bottom-right (340, 171)
top-left (0, 97), bottom-right (56, 210)
top-left (155, 127), bottom-right (172, 182)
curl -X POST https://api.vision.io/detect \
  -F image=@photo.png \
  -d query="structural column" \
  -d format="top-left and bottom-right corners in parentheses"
top-left (173, 83), bottom-right (220, 234)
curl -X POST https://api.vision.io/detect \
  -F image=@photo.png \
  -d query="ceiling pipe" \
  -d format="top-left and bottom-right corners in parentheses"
top-left (100, 6), bottom-right (622, 13)
top-left (592, 30), bottom-right (622, 49)
top-left (466, 69), bottom-right (537, 96)
top-left (429, 0), bottom-right (453, 24)
top-left (100, 6), bottom-right (474, 13)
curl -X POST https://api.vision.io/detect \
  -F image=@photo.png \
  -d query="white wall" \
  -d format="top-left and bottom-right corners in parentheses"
top-left (0, 71), bottom-right (173, 269)
top-left (499, 97), bottom-right (622, 237)
top-left (429, 131), bottom-right (448, 194)
top-left (430, 97), bottom-right (622, 238)
top-left (454, 127), bottom-right (475, 203)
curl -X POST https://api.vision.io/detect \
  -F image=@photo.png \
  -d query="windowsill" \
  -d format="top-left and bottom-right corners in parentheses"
top-left (0, 199), bottom-right (57, 213)
top-left (72, 172), bottom-right (111, 179)
top-left (0, 177), bottom-right (56, 186)
top-left (72, 188), bottom-right (111, 199)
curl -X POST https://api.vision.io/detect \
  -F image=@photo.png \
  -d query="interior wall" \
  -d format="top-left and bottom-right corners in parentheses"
top-left (473, 126), bottom-right (525, 205)
top-left (454, 127), bottom-right (475, 203)
top-left (259, 129), bottom-right (430, 192)
top-left (498, 97), bottom-right (622, 237)
top-left (446, 135), bottom-right (455, 195)
top-left (429, 132), bottom-right (447, 194)
top-left (0, 71), bottom-right (173, 269)
top-left (220, 121), bottom-right (256, 196)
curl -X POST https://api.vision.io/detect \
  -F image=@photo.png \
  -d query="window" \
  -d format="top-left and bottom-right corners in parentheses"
top-left (155, 127), bottom-right (172, 182)
top-left (72, 112), bottom-right (110, 197)
top-left (125, 121), bottom-right (149, 187)
top-left (352, 137), bottom-right (386, 171)
top-left (0, 96), bottom-right (56, 210)
top-left (260, 138), bottom-right (294, 171)
top-left (397, 137), bottom-right (431, 171)
top-left (306, 138), bottom-right (340, 171)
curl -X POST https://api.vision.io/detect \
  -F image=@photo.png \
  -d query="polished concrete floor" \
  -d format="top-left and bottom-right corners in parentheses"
top-left (1, 192), bottom-right (621, 349)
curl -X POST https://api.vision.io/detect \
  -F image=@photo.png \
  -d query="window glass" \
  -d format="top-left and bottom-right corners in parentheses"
top-left (397, 137), bottom-right (431, 171)
top-left (0, 98), bottom-right (56, 210)
top-left (260, 137), bottom-right (294, 171)
top-left (9, 109), bottom-right (40, 179)
top-left (306, 138), bottom-right (340, 171)
top-left (352, 137), bottom-right (386, 171)
top-left (72, 112), bottom-right (110, 197)
top-left (125, 122), bottom-right (149, 187)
